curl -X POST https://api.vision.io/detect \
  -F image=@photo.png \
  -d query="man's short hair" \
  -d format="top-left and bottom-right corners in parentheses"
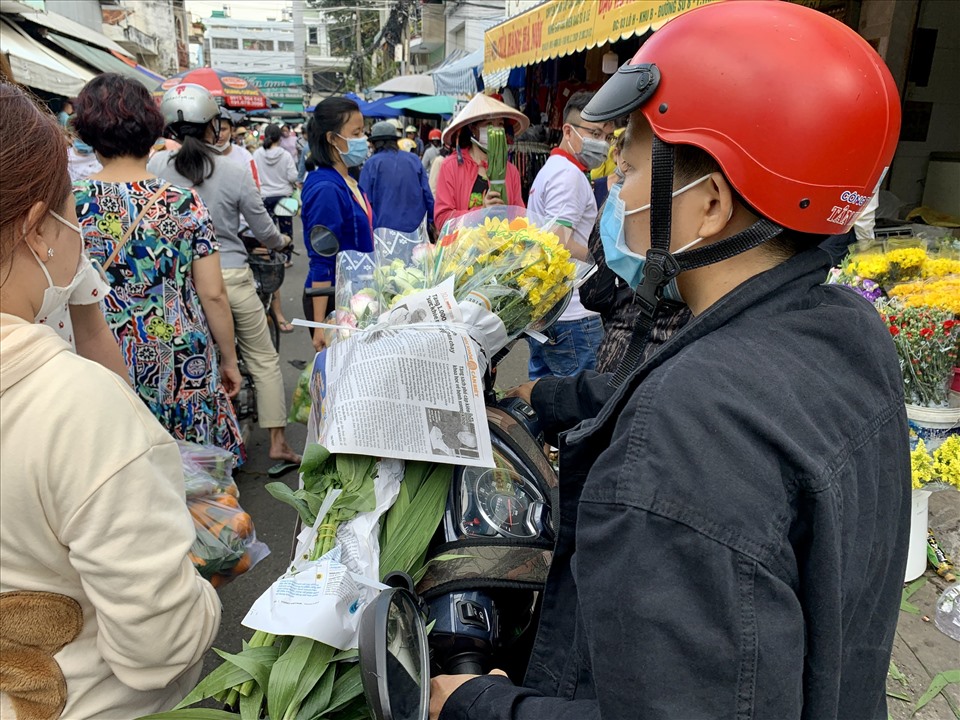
top-left (563, 91), bottom-right (596, 125)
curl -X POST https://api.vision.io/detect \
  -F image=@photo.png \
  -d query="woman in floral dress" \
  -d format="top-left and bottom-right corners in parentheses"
top-left (72, 74), bottom-right (244, 462)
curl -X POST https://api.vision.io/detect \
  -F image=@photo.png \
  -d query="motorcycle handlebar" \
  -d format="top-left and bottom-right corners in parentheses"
top-left (443, 653), bottom-right (487, 677)
top-left (304, 286), bottom-right (336, 298)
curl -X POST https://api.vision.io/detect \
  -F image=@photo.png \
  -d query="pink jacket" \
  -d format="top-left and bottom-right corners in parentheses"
top-left (433, 150), bottom-right (524, 231)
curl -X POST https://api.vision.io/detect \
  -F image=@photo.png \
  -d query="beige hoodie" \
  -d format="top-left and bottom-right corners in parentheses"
top-left (0, 313), bottom-right (220, 719)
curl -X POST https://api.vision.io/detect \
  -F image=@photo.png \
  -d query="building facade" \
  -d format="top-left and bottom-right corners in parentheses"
top-left (101, 0), bottom-right (186, 76)
top-left (202, 11), bottom-right (303, 112)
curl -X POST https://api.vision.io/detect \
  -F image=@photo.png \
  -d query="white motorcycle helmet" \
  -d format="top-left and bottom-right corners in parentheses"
top-left (160, 83), bottom-right (221, 140)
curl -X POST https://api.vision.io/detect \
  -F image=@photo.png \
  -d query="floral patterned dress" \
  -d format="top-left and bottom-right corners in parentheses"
top-left (73, 177), bottom-right (244, 464)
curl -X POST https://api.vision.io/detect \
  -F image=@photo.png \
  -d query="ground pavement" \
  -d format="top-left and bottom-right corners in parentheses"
top-left (203, 230), bottom-right (960, 715)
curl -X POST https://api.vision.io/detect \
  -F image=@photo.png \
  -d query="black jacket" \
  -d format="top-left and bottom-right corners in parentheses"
top-left (442, 248), bottom-right (910, 720)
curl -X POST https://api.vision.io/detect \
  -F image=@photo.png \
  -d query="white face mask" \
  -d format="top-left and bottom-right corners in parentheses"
top-left (207, 139), bottom-right (232, 154)
top-left (31, 211), bottom-right (88, 341)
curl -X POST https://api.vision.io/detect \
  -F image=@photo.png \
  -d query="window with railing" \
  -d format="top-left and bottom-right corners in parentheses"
top-left (242, 38), bottom-right (274, 51)
top-left (212, 37), bottom-right (239, 50)
top-left (278, 40), bottom-right (294, 52)
top-left (308, 27), bottom-right (319, 45)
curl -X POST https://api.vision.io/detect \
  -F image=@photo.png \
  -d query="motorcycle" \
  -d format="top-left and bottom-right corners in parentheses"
top-left (305, 225), bottom-right (561, 718)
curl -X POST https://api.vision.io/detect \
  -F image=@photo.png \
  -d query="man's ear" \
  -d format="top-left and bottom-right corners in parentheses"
top-left (697, 172), bottom-right (737, 240)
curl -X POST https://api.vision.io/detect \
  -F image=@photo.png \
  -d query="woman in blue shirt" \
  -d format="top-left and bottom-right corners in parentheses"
top-left (300, 97), bottom-right (374, 351)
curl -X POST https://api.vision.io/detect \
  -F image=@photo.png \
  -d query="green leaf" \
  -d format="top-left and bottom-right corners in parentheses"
top-left (137, 710), bottom-right (240, 720)
top-left (238, 686), bottom-right (264, 720)
top-left (887, 690), bottom-right (912, 702)
top-left (330, 648), bottom-right (360, 663)
top-left (267, 636), bottom-right (334, 720)
top-left (912, 669), bottom-right (960, 716)
top-left (901, 577), bottom-right (927, 615)
top-left (324, 663), bottom-right (365, 715)
top-left (287, 640), bottom-right (336, 712)
top-left (297, 661), bottom-right (338, 718)
top-left (266, 482), bottom-right (316, 526)
top-left (212, 645), bottom-right (279, 696)
top-left (300, 442), bottom-right (331, 479)
top-left (171, 648), bottom-right (269, 708)
top-left (890, 660), bottom-right (909, 686)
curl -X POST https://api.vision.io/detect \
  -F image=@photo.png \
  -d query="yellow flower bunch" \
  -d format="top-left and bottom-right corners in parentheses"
top-left (911, 438), bottom-right (936, 490)
top-left (889, 278), bottom-right (960, 314)
top-left (933, 435), bottom-right (960, 490)
top-left (922, 257), bottom-right (960, 278)
top-left (841, 246), bottom-right (960, 289)
top-left (433, 215), bottom-right (577, 334)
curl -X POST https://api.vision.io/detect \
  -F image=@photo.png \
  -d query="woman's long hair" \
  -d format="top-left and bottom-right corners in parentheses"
top-left (262, 124), bottom-right (282, 150)
top-left (172, 124), bottom-right (216, 186)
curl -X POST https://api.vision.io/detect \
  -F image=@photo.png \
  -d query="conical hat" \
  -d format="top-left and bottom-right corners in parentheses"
top-left (441, 93), bottom-right (529, 147)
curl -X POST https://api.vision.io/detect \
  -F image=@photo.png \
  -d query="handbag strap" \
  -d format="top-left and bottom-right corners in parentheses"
top-left (102, 181), bottom-right (172, 271)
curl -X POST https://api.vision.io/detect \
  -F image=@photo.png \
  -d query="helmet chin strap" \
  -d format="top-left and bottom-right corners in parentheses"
top-left (609, 138), bottom-right (783, 389)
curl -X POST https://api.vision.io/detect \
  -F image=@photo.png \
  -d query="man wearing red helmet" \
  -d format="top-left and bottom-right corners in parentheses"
top-left (422, 128), bottom-right (444, 174)
top-left (431, 2), bottom-right (909, 719)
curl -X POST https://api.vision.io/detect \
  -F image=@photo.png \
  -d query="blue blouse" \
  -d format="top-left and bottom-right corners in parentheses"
top-left (301, 165), bottom-right (374, 285)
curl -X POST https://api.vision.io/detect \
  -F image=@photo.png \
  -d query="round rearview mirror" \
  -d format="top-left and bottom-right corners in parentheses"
top-left (358, 587), bottom-right (430, 720)
top-left (310, 225), bottom-right (340, 257)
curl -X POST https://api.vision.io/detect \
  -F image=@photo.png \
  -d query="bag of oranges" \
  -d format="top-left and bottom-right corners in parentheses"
top-left (178, 442), bottom-right (269, 588)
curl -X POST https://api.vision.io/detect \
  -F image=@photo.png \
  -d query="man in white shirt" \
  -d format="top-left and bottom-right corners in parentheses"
top-left (526, 91), bottom-right (613, 379)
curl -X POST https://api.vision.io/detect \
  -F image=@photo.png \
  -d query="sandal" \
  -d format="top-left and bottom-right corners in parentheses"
top-left (278, 321), bottom-right (295, 333)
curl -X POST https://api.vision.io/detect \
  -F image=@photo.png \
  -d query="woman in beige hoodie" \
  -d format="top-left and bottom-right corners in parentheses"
top-left (0, 83), bottom-right (221, 719)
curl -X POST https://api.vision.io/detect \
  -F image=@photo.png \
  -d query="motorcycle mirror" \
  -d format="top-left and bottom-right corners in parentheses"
top-left (310, 225), bottom-right (340, 257)
top-left (358, 587), bottom-right (430, 720)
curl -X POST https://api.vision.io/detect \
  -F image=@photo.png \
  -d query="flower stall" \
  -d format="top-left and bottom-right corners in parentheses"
top-left (830, 237), bottom-right (960, 581)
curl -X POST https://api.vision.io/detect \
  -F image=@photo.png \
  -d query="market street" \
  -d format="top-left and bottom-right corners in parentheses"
top-left (198, 224), bottom-right (960, 718)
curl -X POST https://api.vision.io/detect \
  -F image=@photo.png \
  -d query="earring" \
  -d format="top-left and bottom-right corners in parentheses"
top-left (46, 248), bottom-right (54, 259)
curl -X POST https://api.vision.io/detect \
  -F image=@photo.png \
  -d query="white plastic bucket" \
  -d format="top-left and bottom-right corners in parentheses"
top-left (906, 404), bottom-right (960, 452)
top-left (905, 489), bottom-right (931, 583)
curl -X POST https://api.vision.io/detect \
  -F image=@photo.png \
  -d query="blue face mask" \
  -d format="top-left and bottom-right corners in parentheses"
top-left (599, 174), bottom-right (713, 302)
top-left (336, 134), bottom-right (369, 167)
top-left (73, 139), bottom-right (94, 155)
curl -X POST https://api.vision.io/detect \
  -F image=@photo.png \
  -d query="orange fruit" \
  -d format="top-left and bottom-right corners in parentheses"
top-left (231, 553), bottom-right (252, 576)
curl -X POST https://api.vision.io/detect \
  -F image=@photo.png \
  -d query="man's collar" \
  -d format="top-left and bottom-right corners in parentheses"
top-left (551, 147), bottom-right (587, 172)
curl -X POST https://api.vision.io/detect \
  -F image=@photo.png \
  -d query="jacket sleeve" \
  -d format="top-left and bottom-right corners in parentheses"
top-left (57, 384), bottom-right (220, 691)
top-left (507, 162), bottom-right (525, 208)
top-left (284, 154), bottom-right (299, 189)
top-left (579, 219), bottom-right (619, 315)
top-left (530, 370), bottom-right (614, 442)
top-left (238, 167), bottom-right (284, 248)
top-left (433, 156), bottom-right (460, 231)
top-left (420, 163), bottom-right (435, 224)
top-left (440, 676), bottom-right (599, 720)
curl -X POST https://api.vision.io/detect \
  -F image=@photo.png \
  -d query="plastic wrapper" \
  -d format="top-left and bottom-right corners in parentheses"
top-left (177, 441), bottom-right (270, 587)
top-left (288, 364), bottom-right (312, 425)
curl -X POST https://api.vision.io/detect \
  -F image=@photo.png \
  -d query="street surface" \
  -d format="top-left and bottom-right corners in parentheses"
top-left (201, 222), bottom-right (959, 717)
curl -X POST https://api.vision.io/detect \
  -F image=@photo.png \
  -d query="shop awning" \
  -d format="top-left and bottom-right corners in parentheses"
top-left (431, 48), bottom-right (483, 97)
top-left (0, 19), bottom-right (93, 95)
top-left (8, 4), bottom-right (133, 57)
top-left (111, 51), bottom-right (166, 84)
top-left (45, 33), bottom-right (158, 89)
top-left (484, 0), bottom-right (723, 75)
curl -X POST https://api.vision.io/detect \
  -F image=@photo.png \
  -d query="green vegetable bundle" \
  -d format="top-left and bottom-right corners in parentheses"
top-left (486, 126), bottom-right (508, 205)
top-left (139, 446), bottom-right (451, 720)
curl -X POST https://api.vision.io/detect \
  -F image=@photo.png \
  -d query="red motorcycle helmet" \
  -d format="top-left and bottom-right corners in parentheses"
top-left (428, 128), bottom-right (442, 141)
top-left (582, 0), bottom-right (901, 235)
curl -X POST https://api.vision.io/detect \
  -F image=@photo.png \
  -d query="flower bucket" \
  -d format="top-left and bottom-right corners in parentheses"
top-left (905, 489), bottom-right (931, 583)
top-left (906, 404), bottom-right (960, 452)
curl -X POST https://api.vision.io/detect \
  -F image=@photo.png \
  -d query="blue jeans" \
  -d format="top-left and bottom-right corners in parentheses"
top-left (527, 315), bottom-right (604, 380)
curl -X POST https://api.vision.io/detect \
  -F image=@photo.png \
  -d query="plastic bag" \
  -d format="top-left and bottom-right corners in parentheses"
top-left (288, 364), bottom-right (312, 425)
top-left (934, 585), bottom-right (960, 641)
top-left (179, 441), bottom-right (236, 498)
top-left (178, 441), bottom-right (269, 587)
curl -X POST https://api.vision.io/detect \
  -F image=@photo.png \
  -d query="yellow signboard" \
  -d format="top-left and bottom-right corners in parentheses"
top-left (484, 0), bottom-right (722, 74)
